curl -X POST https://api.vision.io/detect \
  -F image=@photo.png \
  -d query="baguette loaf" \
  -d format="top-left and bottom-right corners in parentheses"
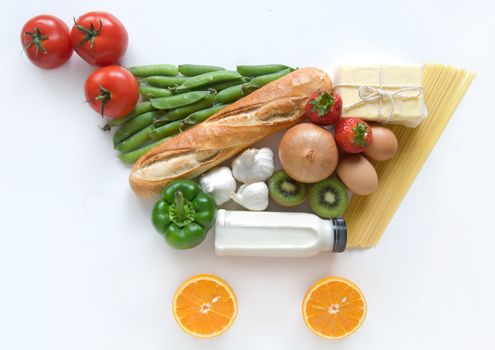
top-left (130, 67), bottom-right (332, 198)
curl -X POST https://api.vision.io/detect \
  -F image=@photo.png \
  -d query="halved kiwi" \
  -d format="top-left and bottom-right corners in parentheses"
top-left (310, 178), bottom-right (349, 218)
top-left (268, 170), bottom-right (308, 207)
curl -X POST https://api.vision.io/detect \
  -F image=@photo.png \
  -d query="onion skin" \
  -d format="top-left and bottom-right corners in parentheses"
top-left (279, 123), bottom-right (338, 183)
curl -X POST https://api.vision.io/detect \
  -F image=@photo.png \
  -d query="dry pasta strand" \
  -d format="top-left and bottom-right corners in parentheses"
top-left (345, 64), bottom-right (475, 248)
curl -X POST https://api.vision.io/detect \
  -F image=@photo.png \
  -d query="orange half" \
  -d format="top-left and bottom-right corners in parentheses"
top-left (302, 276), bottom-right (367, 339)
top-left (172, 274), bottom-right (237, 338)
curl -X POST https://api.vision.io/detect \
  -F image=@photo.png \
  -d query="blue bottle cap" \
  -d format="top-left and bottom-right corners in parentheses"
top-left (331, 218), bottom-right (347, 253)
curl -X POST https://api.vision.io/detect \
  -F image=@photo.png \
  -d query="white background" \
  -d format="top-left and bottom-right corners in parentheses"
top-left (1, 0), bottom-right (494, 349)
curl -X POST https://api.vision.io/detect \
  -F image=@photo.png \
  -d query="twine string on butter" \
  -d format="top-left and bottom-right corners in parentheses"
top-left (334, 67), bottom-right (423, 120)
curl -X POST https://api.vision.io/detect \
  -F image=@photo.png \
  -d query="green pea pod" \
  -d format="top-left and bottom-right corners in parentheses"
top-left (118, 137), bottom-right (171, 164)
top-left (128, 64), bottom-right (178, 77)
top-left (122, 104), bottom-right (228, 161)
top-left (149, 120), bottom-right (185, 140)
top-left (112, 111), bottom-right (159, 146)
top-left (178, 77), bottom-right (249, 93)
top-left (115, 125), bottom-right (153, 153)
top-left (207, 77), bottom-right (250, 92)
top-left (108, 102), bottom-right (156, 127)
top-left (143, 75), bottom-right (188, 88)
top-left (151, 91), bottom-right (209, 110)
top-left (178, 64), bottom-right (225, 77)
top-left (215, 84), bottom-right (245, 104)
top-left (184, 104), bottom-right (228, 125)
top-left (139, 83), bottom-right (173, 99)
top-left (154, 93), bottom-right (216, 125)
top-left (176, 70), bottom-right (241, 91)
top-left (243, 68), bottom-right (293, 94)
top-left (237, 64), bottom-right (292, 77)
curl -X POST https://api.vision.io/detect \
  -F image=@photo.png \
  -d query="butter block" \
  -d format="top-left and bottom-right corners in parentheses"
top-left (334, 65), bottom-right (428, 127)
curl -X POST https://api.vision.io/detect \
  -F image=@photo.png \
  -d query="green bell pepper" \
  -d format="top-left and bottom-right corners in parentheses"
top-left (151, 180), bottom-right (217, 249)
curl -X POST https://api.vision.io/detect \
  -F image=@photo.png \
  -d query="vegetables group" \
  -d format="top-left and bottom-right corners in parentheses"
top-left (278, 123), bottom-right (339, 183)
top-left (21, 15), bottom-right (73, 69)
top-left (199, 167), bottom-right (237, 205)
top-left (71, 11), bottom-right (128, 66)
top-left (230, 182), bottom-right (269, 211)
top-left (196, 147), bottom-right (276, 211)
top-left (198, 147), bottom-right (276, 211)
top-left (85, 65), bottom-right (139, 118)
top-left (152, 180), bottom-right (216, 249)
top-left (176, 70), bottom-right (242, 91)
top-left (22, 11), bottom-right (128, 69)
top-left (231, 148), bottom-right (274, 184)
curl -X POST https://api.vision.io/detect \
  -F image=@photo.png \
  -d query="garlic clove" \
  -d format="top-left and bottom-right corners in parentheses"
top-left (199, 166), bottom-right (237, 205)
top-left (230, 182), bottom-right (269, 211)
top-left (232, 147), bottom-right (275, 184)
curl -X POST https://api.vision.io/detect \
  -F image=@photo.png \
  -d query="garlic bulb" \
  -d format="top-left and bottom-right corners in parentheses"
top-left (232, 147), bottom-right (274, 184)
top-left (230, 182), bottom-right (269, 211)
top-left (199, 167), bottom-right (236, 205)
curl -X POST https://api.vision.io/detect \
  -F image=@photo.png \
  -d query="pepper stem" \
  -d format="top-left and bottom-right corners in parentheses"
top-left (174, 191), bottom-right (186, 221)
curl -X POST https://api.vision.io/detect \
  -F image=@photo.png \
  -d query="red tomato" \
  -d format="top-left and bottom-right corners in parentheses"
top-left (21, 15), bottom-right (73, 69)
top-left (71, 12), bottom-right (128, 66)
top-left (85, 66), bottom-right (139, 119)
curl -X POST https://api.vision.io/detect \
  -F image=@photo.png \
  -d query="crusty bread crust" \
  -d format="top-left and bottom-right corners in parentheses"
top-left (130, 67), bottom-right (332, 198)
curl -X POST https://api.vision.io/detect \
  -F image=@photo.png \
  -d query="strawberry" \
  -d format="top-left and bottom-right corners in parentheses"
top-left (305, 90), bottom-right (342, 126)
top-left (335, 117), bottom-right (373, 153)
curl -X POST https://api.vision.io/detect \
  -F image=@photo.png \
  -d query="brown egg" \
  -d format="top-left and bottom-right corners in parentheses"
top-left (364, 125), bottom-right (399, 161)
top-left (337, 154), bottom-right (378, 195)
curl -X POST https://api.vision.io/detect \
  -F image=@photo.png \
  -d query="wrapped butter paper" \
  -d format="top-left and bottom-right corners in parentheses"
top-left (334, 65), bottom-right (428, 127)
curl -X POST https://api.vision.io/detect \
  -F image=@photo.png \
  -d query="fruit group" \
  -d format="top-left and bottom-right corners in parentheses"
top-left (268, 170), bottom-right (308, 207)
top-left (303, 276), bottom-right (367, 339)
top-left (172, 274), bottom-right (237, 338)
top-left (279, 123), bottom-right (339, 183)
top-left (309, 178), bottom-right (348, 218)
top-left (305, 90), bottom-right (342, 126)
top-left (21, 15), bottom-right (73, 69)
top-left (335, 117), bottom-right (373, 153)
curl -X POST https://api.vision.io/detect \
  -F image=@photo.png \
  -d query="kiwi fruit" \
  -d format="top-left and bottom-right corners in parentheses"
top-left (268, 170), bottom-right (308, 207)
top-left (310, 178), bottom-right (349, 218)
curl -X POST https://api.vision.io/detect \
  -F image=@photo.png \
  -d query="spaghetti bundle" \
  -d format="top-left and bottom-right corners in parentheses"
top-left (345, 64), bottom-right (475, 248)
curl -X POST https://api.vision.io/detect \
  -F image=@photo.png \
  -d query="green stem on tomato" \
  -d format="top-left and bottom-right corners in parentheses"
top-left (94, 84), bottom-right (111, 117)
top-left (23, 27), bottom-right (48, 59)
top-left (73, 17), bottom-right (102, 48)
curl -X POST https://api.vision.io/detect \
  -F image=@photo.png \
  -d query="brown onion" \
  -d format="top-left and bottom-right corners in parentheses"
top-left (279, 123), bottom-right (338, 183)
